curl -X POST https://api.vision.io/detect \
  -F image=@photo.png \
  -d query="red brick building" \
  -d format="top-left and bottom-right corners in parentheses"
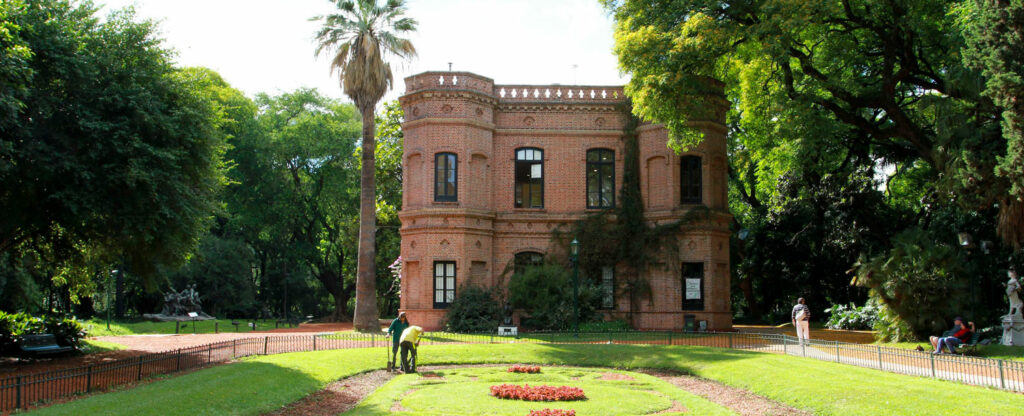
top-left (397, 71), bottom-right (732, 331)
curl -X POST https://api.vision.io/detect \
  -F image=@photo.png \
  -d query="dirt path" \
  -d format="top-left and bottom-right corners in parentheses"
top-left (269, 364), bottom-right (809, 416)
top-left (1, 322), bottom-right (354, 377)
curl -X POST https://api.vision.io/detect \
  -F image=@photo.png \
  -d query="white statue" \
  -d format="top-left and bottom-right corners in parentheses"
top-left (1007, 268), bottom-right (1022, 319)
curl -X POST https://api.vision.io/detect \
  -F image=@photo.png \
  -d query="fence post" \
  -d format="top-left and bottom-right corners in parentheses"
top-left (215, 322), bottom-right (219, 334)
top-left (16, 375), bottom-right (22, 410)
top-left (86, 365), bottom-right (94, 393)
top-left (232, 339), bottom-right (236, 358)
top-left (783, 335), bottom-right (788, 355)
top-left (313, 335), bottom-right (317, 351)
top-left (834, 341), bottom-right (840, 363)
top-left (137, 356), bottom-right (144, 381)
top-left (876, 346), bottom-right (883, 370)
top-left (264, 336), bottom-right (269, 355)
top-left (668, 331), bottom-right (673, 346)
top-left (728, 332), bottom-right (733, 349)
top-left (208, 345), bottom-right (213, 364)
top-left (801, 338), bottom-right (806, 357)
top-left (998, 359), bottom-right (1006, 390)
top-left (930, 353), bottom-right (936, 378)
top-left (175, 321), bottom-right (180, 334)
top-left (177, 348), bottom-right (182, 371)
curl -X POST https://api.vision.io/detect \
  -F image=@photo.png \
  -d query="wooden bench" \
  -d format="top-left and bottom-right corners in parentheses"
top-left (954, 331), bottom-right (991, 356)
top-left (19, 334), bottom-right (73, 356)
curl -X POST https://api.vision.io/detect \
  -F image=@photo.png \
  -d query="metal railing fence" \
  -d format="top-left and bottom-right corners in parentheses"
top-left (1, 330), bottom-right (1020, 412)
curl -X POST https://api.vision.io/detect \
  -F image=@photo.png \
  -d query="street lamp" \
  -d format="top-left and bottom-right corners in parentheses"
top-left (570, 238), bottom-right (580, 337)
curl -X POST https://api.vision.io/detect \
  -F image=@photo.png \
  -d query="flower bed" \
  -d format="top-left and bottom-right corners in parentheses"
top-left (491, 384), bottom-right (586, 401)
top-left (508, 365), bottom-right (542, 373)
top-left (528, 409), bottom-right (576, 416)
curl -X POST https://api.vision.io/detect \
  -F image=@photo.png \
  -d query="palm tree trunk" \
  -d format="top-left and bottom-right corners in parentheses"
top-left (353, 105), bottom-right (380, 331)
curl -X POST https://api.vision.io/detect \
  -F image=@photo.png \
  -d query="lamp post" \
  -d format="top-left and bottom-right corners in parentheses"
top-left (107, 269), bottom-right (117, 331)
top-left (570, 238), bottom-right (580, 337)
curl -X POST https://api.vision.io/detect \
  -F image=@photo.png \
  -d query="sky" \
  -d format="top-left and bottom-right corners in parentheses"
top-left (99, 0), bottom-right (629, 104)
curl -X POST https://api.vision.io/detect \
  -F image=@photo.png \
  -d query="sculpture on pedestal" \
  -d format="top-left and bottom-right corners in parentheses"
top-left (1002, 267), bottom-right (1024, 346)
top-left (145, 284), bottom-right (213, 321)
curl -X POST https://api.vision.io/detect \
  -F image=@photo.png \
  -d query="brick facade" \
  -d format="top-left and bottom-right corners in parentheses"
top-left (398, 71), bottom-right (732, 331)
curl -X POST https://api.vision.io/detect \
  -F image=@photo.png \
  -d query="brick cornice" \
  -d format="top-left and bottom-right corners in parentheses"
top-left (400, 89), bottom-right (497, 106)
top-left (402, 117), bottom-right (495, 131)
top-left (496, 103), bottom-right (623, 113)
top-left (494, 128), bottom-right (623, 137)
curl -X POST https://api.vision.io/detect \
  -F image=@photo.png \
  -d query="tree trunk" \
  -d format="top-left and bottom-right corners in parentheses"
top-left (353, 105), bottom-right (380, 331)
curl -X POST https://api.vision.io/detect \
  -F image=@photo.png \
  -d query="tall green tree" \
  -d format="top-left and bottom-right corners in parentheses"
top-left (603, 0), bottom-right (1021, 248)
top-left (0, 0), bottom-right (228, 299)
top-left (312, 0), bottom-right (417, 330)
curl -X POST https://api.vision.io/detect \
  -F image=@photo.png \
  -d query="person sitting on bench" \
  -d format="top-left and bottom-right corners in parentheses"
top-left (399, 325), bottom-right (423, 373)
top-left (931, 317), bottom-right (974, 354)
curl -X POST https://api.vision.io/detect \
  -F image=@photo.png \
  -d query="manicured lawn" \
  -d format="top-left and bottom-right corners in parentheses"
top-left (83, 319), bottom-right (281, 337)
top-left (80, 339), bottom-right (126, 354)
top-left (881, 341), bottom-right (1024, 362)
top-left (26, 344), bottom-right (1024, 415)
top-left (349, 366), bottom-right (732, 415)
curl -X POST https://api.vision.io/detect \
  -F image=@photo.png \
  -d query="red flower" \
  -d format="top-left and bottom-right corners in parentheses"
top-left (490, 384), bottom-right (586, 401)
top-left (528, 409), bottom-right (576, 416)
top-left (508, 365), bottom-right (542, 373)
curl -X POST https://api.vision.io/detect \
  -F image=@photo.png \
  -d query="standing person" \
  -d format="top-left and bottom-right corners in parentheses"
top-left (399, 325), bottom-right (424, 373)
top-left (386, 312), bottom-right (410, 369)
top-left (792, 298), bottom-right (810, 344)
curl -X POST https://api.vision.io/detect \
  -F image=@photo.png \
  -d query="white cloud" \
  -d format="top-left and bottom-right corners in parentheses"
top-left (99, 0), bottom-right (627, 105)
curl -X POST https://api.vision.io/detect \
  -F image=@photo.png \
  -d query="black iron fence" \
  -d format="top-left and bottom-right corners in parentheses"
top-left (2, 330), bottom-right (1021, 412)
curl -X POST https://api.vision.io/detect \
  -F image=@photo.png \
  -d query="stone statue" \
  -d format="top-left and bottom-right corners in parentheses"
top-left (145, 284), bottom-right (212, 322)
top-left (1007, 268), bottom-right (1022, 319)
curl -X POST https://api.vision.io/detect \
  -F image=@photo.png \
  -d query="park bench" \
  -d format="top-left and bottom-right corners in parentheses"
top-left (19, 334), bottom-right (72, 356)
top-left (954, 330), bottom-right (992, 356)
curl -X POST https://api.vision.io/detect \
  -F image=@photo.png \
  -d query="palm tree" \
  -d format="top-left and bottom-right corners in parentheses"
top-left (313, 0), bottom-right (416, 330)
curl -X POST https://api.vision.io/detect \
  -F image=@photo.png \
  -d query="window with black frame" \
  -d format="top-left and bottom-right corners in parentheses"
top-left (514, 148), bottom-right (543, 208)
top-left (433, 261), bottom-right (456, 308)
top-left (586, 149), bottom-right (615, 209)
top-left (434, 152), bottom-right (457, 202)
top-left (681, 262), bottom-right (704, 310)
top-left (513, 251), bottom-right (544, 276)
top-left (680, 155), bottom-right (702, 204)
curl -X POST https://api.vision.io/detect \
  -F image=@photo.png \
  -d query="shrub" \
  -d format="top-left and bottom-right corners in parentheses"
top-left (509, 264), bottom-right (601, 330)
top-left (0, 311), bottom-right (86, 355)
top-left (579, 319), bottom-right (631, 332)
top-left (824, 299), bottom-right (879, 330)
top-left (443, 285), bottom-right (502, 332)
top-left (490, 384), bottom-right (586, 401)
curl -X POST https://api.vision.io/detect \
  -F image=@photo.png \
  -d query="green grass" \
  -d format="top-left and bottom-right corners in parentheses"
top-left (349, 367), bottom-right (733, 415)
top-left (79, 339), bottom-right (126, 354)
top-left (26, 344), bottom-right (1024, 416)
top-left (83, 319), bottom-right (280, 337)
top-left (880, 341), bottom-right (1024, 362)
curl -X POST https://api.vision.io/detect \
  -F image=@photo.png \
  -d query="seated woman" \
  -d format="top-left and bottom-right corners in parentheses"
top-left (931, 317), bottom-right (974, 354)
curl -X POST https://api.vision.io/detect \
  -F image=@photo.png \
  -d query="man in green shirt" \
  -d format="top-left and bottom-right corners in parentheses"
top-left (386, 312), bottom-right (409, 369)
top-left (399, 325), bottom-right (423, 373)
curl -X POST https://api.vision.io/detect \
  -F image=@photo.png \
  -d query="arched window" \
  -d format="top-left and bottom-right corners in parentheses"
top-left (513, 251), bottom-right (544, 275)
top-left (586, 149), bottom-right (615, 208)
top-left (680, 155), bottom-right (702, 204)
top-left (515, 148), bottom-right (543, 208)
top-left (434, 152), bottom-right (457, 202)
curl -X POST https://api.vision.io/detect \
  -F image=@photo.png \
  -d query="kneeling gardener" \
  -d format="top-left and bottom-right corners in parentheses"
top-left (399, 324), bottom-right (423, 373)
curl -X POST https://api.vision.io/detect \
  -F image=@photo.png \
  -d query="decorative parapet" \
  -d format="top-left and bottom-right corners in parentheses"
top-left (403, 72), bottom-right (627, 104)
top-left (493, 85), bottom-right (625, 104)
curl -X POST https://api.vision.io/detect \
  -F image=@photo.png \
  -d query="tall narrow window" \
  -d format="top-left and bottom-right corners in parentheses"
top-left (682, 262), bottom-right (704, 310)
top-left (513, 251), bottom-right (544, 276)
top-left (434, 261), bottom-right (456, 309)
top-left (515, 148), bottom-right (544, 208)
top-left (680, 156), bottom-right (702, 204)
top-left (587, 149), bottom-right (615, 209)
top-left (600, 266), bottom-right (615, 309)
top-left (434, 152), bottom-right (457, 202)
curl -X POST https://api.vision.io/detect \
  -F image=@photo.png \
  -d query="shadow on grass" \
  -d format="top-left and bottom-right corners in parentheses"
top-left (27, 360), bottom-right (322, 416)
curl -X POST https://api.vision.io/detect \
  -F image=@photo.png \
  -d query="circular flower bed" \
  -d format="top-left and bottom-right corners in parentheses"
top-left (528, 409), bottom-right (576, 416)
top-left (508, 365), bottom-right (542, 373)
top-left (491, 384), bottom-right (586, 401)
